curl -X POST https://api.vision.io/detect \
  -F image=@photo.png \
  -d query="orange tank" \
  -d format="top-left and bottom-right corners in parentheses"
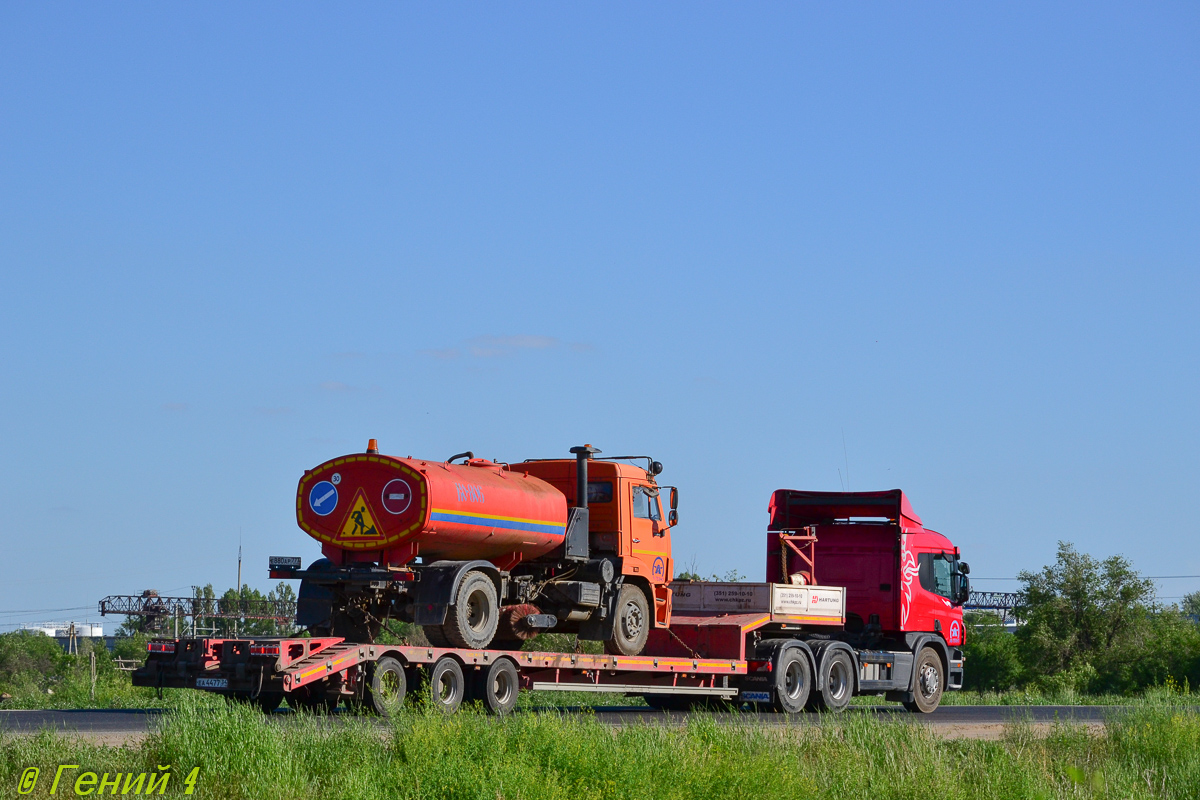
top-left (296, 451), bottom-right (569, 567)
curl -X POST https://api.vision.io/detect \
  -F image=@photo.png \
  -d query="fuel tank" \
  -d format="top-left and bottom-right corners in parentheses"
top-left (296, 451), bottom-right (569, 565)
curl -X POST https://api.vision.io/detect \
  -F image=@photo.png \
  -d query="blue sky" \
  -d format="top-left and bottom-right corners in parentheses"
top-left (1, 4), bottom-right (1197, 631)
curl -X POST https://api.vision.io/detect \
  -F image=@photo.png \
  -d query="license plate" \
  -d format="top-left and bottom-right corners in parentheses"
top-left (196, 677), bottom-right (228, 689)
top-left (740, 690), bottom-right (770, 703)
top-left (269, 556), bottom-right (302, 569)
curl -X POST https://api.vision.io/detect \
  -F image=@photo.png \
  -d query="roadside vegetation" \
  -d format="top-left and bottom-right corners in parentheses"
top-left (2, 543), bottom-right (1197, 710)
top-left (962, 542), bottom-right (1200, 696)
top-left (3, 695), bottom-right (1199, 799)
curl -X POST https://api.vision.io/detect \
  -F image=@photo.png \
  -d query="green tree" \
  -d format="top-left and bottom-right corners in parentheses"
top-left (1015, 541), bottom-right (1156, 693)
top-left (1182, 591), bottom-right (1200, 619)
top-left (960, 612), bottom-right (1023, 691)
top-left (0, 631), bottom-right (66, 690)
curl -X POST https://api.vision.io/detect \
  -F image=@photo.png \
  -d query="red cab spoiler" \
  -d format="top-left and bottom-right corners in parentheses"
top-left (768, 489), bottom-right (923, 532)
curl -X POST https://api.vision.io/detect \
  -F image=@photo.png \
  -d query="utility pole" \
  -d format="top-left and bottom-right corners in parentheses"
top-left (236, 533), bottom-right (242, 638)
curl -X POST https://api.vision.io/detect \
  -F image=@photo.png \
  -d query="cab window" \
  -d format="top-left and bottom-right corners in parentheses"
top-left (918, 553), bottom-right (953, 599)
top-left (587, 481), bottom-right (613, 504)
top-left (632, 485), bottom-right (660, 520)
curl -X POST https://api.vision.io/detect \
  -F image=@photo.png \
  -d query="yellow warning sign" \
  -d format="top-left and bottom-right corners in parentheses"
top-left (339, 490), bottom-right (381, 539)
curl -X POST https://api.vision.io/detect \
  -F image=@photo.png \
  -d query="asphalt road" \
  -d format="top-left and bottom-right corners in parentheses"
top-left (0, 704), bottom-right (1131, 741)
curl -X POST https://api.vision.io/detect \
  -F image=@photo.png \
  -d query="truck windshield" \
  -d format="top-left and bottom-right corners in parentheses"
top-left (918, 553), bottom-right (954, 599)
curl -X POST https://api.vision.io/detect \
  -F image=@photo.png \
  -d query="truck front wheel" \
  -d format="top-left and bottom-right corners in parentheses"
top-left (603, 585), bottom-right (650, 656)
top-left (903, 648), bottom-right (944, 713)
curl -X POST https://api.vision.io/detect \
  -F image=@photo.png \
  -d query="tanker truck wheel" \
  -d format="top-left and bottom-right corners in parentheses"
top-left (364, 656), bottom-right (408, 716)
top-left (603, 585), bottom-right (650, 656)
top-left (474, 657), bottom-right (520, 715)
top-left (441, 570), bottom-right (499, 649)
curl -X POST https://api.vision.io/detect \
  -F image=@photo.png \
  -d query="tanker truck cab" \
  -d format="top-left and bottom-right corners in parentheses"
top-left (511, 454), bottom-right (679, 632)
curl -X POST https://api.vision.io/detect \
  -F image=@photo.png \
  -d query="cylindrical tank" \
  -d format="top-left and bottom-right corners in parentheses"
top-left (296, 453), bottom-right (568, 563)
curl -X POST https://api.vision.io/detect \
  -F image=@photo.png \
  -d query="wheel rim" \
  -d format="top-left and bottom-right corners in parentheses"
top-left (919, 663), bottom-right (940, 699)
top-left (620, 600), bottom-right (644, 641)
top-left (784, 660), bottom-right (805, 700)
top-left (828, 659), bottom-right (849, 701)
top-left (492, 669), bottom-right (514, 705)
top-left (379, 670), bottom-right (401, 702)
top-left (437, 670), bottom-right (457, 703)
top-left (466, 588), bottom-right (489, 634)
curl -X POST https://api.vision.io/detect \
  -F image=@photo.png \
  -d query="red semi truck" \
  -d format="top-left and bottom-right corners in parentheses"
top-left (134, 443), bottom-right (970, 714)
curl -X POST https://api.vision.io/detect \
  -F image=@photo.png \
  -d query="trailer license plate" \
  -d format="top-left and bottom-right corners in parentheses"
top-left (196, 678), bottom-right (228, 689)
top-left (740, 690), bottom-right (770, 703)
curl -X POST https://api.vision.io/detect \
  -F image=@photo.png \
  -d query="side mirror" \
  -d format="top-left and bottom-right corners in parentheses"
top-left (952, 573), bottom-right (970, 606)
top-left (959, 561), bottom-right (970, 576)
top-left (670, 487), bottom-right (679, 511)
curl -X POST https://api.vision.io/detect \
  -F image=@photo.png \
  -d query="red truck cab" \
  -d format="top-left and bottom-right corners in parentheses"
top-left (766, 490), bottom-right (969, 665)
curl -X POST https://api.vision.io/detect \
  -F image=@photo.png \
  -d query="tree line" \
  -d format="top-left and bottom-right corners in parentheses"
top-left (963, 541), bottom-right (1200, 694)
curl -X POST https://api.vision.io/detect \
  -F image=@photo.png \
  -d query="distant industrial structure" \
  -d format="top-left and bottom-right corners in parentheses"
top-left (964, 591), bottom-right (1021, 623)
top-left (98, 590), bottom-right (296, 636)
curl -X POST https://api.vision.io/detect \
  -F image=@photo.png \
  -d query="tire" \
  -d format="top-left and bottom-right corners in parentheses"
top-left (428, 656), bottom-right (466, 713)
top-left (807, 649), bottom-right (853, 713)
top-left (603, 585), bottom-right (651, 656)
top-left (423, 625), bottom-right (452, 648)
top-left (365, 657), bottom-right (408, 716)
top-left (474, 658), bottom-right (520, 715)
top-left (253, 692), bottom-right (283, 713)
top-left (286, 685), bottom-right (339, 714)
top-left (442, 571), bottom-right (500, 649)
top-left (772, 648), bottom-right (812, 714)
top-left (903, 647), bottom-right (944, 713)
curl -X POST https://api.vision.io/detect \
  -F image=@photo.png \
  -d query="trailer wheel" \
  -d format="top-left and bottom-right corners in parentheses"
top-left (474, 658), bottom-right (520, 715)
top-left (903, 647), bottom-right (944, 713)
top-left (286, 685), bottom-right (339, 714)
top-left (442, 571), bottom-right (500, 649)
top-left (772, 649), bottom-right (812, 714)
top-left (428, 656), bottom-right (465, 713)
top-left (365, 657), bottom-right (408, 716)
top-left (603, 585), bottom-right (650, 656)
top-left (253, 692), bottom-right (283, 713)
top-left (808, 650), bottom-right (853, 713)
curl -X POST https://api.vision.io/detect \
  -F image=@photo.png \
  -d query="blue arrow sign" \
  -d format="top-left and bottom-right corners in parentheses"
top-left (309, 481), bottom-right (338, 516)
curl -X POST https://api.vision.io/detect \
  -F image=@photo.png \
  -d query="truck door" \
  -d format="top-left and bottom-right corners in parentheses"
top-left (629, 483), bottom-right (673, 624)
top-left (906, 548), bottom-right (963, 645)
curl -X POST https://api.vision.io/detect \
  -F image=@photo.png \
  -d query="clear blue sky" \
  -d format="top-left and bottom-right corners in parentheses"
top-left (1, 4), bottom-right (1197, 631)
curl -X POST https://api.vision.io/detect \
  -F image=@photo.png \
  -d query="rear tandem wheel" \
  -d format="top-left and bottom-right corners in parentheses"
top-left (807, 649), bottom-right (853, 713)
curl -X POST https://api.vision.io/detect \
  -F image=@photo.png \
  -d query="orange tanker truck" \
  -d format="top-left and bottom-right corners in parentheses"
top-left (134, 442), bottom-right (970, 715)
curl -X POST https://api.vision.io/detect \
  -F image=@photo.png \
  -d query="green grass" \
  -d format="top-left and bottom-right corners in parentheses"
top-left (3, 696), bottom-right (1199, 799)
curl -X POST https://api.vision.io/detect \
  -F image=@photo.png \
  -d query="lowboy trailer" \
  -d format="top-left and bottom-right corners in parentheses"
top-left (136, 445), bottom-right (971, 714)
